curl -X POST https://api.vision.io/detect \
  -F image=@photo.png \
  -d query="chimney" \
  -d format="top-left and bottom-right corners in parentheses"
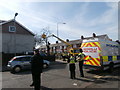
top-left (81, 35), bottom-right (84, 39)
top-left (56, 41), bottom-right (58, 43)
top-left (66, 39), bottom-right (69, 42)
top-left (93, 33), bottom-right (96, 37)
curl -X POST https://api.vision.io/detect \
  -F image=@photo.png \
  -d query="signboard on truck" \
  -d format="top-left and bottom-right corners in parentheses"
top-left (82, 47), bottom-right (99, 58)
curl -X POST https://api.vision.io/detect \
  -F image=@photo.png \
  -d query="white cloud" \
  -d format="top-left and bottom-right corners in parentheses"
top-left (0, 1), bottom-right (118, 43)
top-left (62, 2), bottom-right (118, 41)
top-left (47, 2), bottom-right (118, 41)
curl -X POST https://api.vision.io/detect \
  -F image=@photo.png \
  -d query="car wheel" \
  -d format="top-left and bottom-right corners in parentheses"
top-left (43, 63), bottom-right (48, 68)
top-left (13, 66), bottom-right (22, 73)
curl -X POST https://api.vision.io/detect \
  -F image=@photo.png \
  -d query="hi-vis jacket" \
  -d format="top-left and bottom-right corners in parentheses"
top-left (77, 53), bottom-right (85, 61)
top-left (69, 56), bottom-right (76, 64)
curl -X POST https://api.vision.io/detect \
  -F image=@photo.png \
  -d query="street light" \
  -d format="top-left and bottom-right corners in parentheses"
top-left (14, 13), bottom-right (18, 56)
top-left (57, 22), bottom-right (66, 37)
top-left (14, 13), bottom-right (18, 20)
top-left (14, 13), bottom-right (18, 26)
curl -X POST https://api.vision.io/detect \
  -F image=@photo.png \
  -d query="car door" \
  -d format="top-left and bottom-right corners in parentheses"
top-left (21, 57), bottom-right (31, 69)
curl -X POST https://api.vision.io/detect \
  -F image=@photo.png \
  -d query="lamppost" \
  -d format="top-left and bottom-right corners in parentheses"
top-left (14, 13), bottom-right (18, 56)
top-left (57, 22), bottom-right (66, 37)
top-left (56, 22), bottom-right (66, 59)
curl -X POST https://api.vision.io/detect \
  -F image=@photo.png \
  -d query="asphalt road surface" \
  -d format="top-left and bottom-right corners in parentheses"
top-left (1, 60), bottom-right (120, 90)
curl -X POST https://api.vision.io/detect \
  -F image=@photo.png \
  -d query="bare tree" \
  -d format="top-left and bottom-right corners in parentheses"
top-left (41, 27), bottom-right (51, 55)
top-left (34, 34), bottom-right (44, 46)
top-left (34, 27), bottom-right (51, 53)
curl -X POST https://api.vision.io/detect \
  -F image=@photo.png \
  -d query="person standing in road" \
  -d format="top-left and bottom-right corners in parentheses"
top-left (77, 48), bottom-right (85, 77)
top-left (67, 54), bottom-right (76, 79)
top-left (30, 49), bottom-right (43, 90)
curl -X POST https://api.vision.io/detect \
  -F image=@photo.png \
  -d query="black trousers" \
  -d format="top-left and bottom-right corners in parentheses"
top-left (69, 64), bottom-right (76, 79)
top-left (79, 61), bottom-right (84, 77)
top-left (32, 72), bottom-right (41, 90)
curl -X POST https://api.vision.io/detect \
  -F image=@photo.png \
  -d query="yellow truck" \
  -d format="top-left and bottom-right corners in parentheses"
top-left (81, 36), bottom-right (120, 71)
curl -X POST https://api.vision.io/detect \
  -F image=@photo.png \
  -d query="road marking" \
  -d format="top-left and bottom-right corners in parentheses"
top-left (94, 75), bottom-right (103, 79)
top-left (81, 77), bottom-right (94, 81)
top-left (73, 83), bottom-right (77, 86)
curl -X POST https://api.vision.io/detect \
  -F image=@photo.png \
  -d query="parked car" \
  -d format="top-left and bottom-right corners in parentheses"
top-left (7, 55), bottom-right (50, 73)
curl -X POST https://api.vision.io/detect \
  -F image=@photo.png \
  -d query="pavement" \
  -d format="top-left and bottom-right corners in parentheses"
top-left (0, 66), bottom-right (9, 72)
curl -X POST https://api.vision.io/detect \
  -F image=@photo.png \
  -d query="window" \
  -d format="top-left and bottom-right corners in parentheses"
top-left (25, 57), bottom-right (31, 61)
top-left (14, 58), bottom-right (21, 61)
top-left (21, 57), bottom-right (31, 61)
top-left (9, 26), bottom-right (16, 32)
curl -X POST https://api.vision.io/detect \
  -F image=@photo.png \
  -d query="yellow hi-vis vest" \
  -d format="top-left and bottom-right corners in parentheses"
top-left (69, 56), bottom-right (75, 64)
top-left (77, 53), bottom-right (85, 61)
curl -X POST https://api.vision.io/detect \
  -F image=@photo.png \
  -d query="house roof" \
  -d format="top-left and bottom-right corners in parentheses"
top-left (50, 34), bottom-right (110, 46)
top-left (0, 20), bottom-right (7, 24)
top-left (82, 34), bottom-right (110, 40)
top-left (0, 19), bottom-right (35, 36)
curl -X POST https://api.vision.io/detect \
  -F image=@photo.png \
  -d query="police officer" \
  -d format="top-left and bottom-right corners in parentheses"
top-left (62, 52), bottom-right (68, 61)
top-left (68, 54), bottom-right (76, 79)
top-left (77, 49), bottom-right (85, 77)
top-left (30, 49), bottom-right (43, 90)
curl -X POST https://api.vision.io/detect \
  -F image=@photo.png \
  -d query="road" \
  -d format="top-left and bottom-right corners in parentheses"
top-left (1, 60), bottom-right (120, 90)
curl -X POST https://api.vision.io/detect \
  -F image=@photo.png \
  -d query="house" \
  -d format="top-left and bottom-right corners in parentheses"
top-left (0, 19), bottom-right (35, 54)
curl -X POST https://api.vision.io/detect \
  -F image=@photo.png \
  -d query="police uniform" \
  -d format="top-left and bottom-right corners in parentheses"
top-left (62, 52), bottom-right (68, 61)
top-left (31, 49), bottom-right (43, 90)
top-left (68, 55), bottom-right (76, 79)
top-left (77, 52), bottom-right (85, 77)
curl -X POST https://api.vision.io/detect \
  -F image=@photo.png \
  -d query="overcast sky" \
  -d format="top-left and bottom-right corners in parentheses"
top-left (0, 0), bottom-right (119, 44)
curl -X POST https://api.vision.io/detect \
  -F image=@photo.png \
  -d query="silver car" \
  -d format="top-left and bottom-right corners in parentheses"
top-left (7, 55), bottom-right (50, 73)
